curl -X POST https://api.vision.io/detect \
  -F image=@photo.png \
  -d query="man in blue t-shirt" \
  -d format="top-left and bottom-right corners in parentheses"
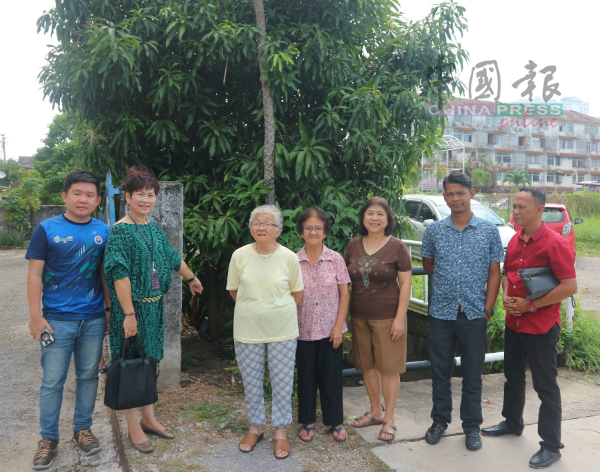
top-left (27, 170), bottom-right (110, 470)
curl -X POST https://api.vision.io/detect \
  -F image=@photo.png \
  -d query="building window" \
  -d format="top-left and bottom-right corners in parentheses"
top-left (567, 123), bottom-right (574, 133)
top-left (526, 155), bottom-right (541, 165)
top-left (519, 136), bottom-right (527, 146)
top-left (559, 123), bottom-right (564, 132)
top-left (547, 174), bottom-right (555, 183)
top-left (532, 138), bottom-right (541, 149)
top-left (586, 142), bottom-right (591, 152)
top-left (577, 173), bottom-right (586, 182)
top-left (454, 132), bottom-right (472, 143)
top-left (494, 135), bottom-right (502, 145)
top-left (547, 156), bottom-right (555, 166)
top-left (510, 135), bottom-right (518, 146)
top-left (592, 159), bottom-right (600, 168)
top-left (529, 172), bottom-right (540, 183)
top-left (593, 143), bottom-right (599, 152)
top-left (495, 153), bottom-right (512, 165)
top-left (485, 116), bottom-right (494, 126)
top-left (560, 140), bottom-right (574, 150)
top-left (497, 172), bottom-right (505, 183)
top-left (585, 125), bottom-right (598, 135)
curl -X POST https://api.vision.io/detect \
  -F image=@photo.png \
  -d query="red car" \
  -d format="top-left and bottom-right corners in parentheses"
top-left (509, 203), bottom-right (583, 253)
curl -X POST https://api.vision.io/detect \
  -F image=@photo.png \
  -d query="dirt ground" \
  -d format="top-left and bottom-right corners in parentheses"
top-left (576, 257), bottom-right (600, 317)
top-left (117, 330), bottom-right (390, 472)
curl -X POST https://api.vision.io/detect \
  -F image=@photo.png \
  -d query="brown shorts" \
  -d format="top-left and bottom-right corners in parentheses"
top-left (351, 317), bottom-right (407, 376)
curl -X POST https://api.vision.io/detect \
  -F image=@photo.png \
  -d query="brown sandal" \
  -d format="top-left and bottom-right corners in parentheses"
top-left (274, 438), bottom-right (291, 460)
top-left (352, 412), bottom-right (385, 428)
top-left (379, 422), bottom-right (397, 442)
top-left (239, 432), bottom-right (264, 453)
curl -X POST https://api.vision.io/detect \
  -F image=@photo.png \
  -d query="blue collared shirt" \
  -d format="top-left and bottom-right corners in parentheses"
top-left (420, 214), bottom-right (504, 320)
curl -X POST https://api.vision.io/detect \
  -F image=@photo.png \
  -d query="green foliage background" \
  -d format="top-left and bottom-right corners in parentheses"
top-left (38, 0), bottom-right (468, 339)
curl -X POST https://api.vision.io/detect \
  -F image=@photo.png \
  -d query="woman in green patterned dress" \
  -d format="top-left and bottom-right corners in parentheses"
top-left (104, 167), bottom-right (203, 453)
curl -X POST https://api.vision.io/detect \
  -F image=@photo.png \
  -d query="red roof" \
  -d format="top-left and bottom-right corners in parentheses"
top-left (532, 132), bottom-right (544, 137)
top-left (497, 166), bottom-right (515, 170)
top-left (559, 135), bottom-right (577, 140)
top-left (494, 129), bottom-right (508, 134)
top-left (495, 148), bottom-right (515, 153)
top-left (454, 126), bottom-right (476, 131)
top-left (524, 150), bottom-right (544, 154)
top-left (561, 169), bottom-right (574, 174)
top-left (526, 168), bottom-right (544, 172)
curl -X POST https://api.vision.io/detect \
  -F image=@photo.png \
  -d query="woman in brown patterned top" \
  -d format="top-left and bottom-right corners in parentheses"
top-left (344, 197), bottom-right (412, 441)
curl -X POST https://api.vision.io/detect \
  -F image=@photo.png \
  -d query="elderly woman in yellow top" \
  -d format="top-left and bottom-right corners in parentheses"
top-left (227, 204), bottom-right (304, 460)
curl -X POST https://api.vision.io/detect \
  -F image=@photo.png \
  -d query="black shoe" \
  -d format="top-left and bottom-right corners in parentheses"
top-left (529, 448), bottom-right (561, 469)
top-left (465, 431), bottom-right (482, 451)
top-left (481, 420), bottom-right (522, 437)
top-left (425, 423), bottom-right (446, 445)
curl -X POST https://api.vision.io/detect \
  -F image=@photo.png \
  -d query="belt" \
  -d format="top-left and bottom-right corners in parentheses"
top-left (136, 295), bottom-right (163, 303)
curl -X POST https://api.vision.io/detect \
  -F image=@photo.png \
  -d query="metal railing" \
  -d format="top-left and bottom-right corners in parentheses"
top-left (403, 239), bottom-right (429, 308)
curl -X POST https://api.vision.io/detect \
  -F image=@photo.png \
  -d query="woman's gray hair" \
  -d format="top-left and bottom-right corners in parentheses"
top-left (248, 204), bottom-right (283, 229)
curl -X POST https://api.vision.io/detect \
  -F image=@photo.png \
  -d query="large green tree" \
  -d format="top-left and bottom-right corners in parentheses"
top-left (34, 113), bottom-right (84, 204)
top-left (38, 0), bottom-right (468, 340)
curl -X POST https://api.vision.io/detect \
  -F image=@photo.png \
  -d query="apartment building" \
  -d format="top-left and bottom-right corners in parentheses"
top-left (418, 98), bottom-right (600, 193)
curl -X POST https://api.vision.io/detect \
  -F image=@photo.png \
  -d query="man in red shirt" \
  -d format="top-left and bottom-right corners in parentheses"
top-left (482, 188), bottom-right (577, 469)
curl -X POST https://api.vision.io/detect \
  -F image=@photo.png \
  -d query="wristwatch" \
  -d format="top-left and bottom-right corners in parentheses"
top-left (484, 308), bottom-right (494, 318)
top-left (187, 275), bottom-right (196, 283)
top-left (527, 301), bottom-right (538, 313)
top-left (104, 307), bottom-right (111, 313)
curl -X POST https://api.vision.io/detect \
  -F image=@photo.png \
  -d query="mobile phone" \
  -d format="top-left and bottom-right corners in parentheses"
top-left (41, 329), bottom-right (55, 347)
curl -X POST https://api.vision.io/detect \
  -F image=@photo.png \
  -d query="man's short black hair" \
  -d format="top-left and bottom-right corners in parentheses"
top-left (63, 169), bottom-right (101, 196)
top-left (519, 187), bottom-right (546, 206)
top-left (443, 171), bottom-right (472, 191)
top-left (296, 206), bottom-right (332, 235)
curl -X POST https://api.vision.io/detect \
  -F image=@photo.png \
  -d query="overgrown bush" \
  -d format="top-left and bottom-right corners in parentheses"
top-left (0, 170), bottom-right (42, 233)
top-left (0, 229), bottom-right (28, 248)
top-left (547, 190), bottom-right (600, 218)
top-left (559, 300), bottom-right (600, 374)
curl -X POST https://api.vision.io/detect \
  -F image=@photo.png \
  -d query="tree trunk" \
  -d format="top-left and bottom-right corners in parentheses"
top-left (253, 0), bottom-right (276, 205)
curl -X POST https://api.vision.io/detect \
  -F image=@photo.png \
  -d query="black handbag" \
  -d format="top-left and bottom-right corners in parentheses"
top-left (104, 334), bottom-right (159, 410)
top-left (518, 266), bottom-right (560, 301)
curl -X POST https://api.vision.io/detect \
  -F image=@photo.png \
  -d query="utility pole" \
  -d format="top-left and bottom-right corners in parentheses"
top-left (0, 134), bottom-right (6, 163)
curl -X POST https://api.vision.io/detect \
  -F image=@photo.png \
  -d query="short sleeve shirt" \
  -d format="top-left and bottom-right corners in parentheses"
top-left (26, 214), bottom-right (110, 320)
top-left (227, 244), bottom-right (304, 343)
top-left (344, 236), bottom-right (412, 320)
top-left (297, 245), bottom-right (351, 341)
top-left (421, 214), bottom-right (504, 320)
top-left (504, 223), bottom-right (576, 334)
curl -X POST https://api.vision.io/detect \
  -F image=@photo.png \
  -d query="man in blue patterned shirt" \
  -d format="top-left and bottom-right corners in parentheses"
top-left (420, 172), bottom-right (504, 452)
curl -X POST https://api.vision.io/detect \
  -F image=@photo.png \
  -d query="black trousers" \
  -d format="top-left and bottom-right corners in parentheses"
top-left (428, 309), bottom-right (487, 433)
top-left (502, 323), bottom-right (563, 453)
top-left (296, 337), bottom-right (344, 426)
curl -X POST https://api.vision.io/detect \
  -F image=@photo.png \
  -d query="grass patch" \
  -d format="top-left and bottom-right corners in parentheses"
top-left (179, 400), bottom-right (249, 434)
top-left (575, 215), bottom-right (600, 257)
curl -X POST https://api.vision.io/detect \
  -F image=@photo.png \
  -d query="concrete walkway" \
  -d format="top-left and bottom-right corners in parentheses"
top-left (344, 369), bottom-right (600, 471)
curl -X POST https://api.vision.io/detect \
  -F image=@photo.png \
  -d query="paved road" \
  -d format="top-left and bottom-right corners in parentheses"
top-left (0, 249), bottom-right (119, 471)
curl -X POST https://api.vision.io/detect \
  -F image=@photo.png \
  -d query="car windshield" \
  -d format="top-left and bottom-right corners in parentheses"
top-left (437, 203), bottom-right (505, 225)
top-left (541, 208), bottom-right (566, 223)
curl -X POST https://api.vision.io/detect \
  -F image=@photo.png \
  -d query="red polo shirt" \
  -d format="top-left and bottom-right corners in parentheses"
top-left (504, 222), bottom-right (576, 334)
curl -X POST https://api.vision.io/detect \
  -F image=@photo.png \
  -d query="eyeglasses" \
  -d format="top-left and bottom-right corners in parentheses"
top-left (304, 226), bottom-right (324, 233)
top-left (252, 222), bottom-right (278, 228)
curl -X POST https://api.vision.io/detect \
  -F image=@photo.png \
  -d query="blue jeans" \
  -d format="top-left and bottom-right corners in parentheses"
top-left (40, 317), bottom-right (105, 440)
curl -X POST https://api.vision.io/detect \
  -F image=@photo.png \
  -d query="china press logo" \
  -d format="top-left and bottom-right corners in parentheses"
top-left (54, 236), bottom-right (73, 244)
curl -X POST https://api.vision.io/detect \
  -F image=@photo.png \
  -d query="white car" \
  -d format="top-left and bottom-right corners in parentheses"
top-left (402, 194), bottom-right (516, 253)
